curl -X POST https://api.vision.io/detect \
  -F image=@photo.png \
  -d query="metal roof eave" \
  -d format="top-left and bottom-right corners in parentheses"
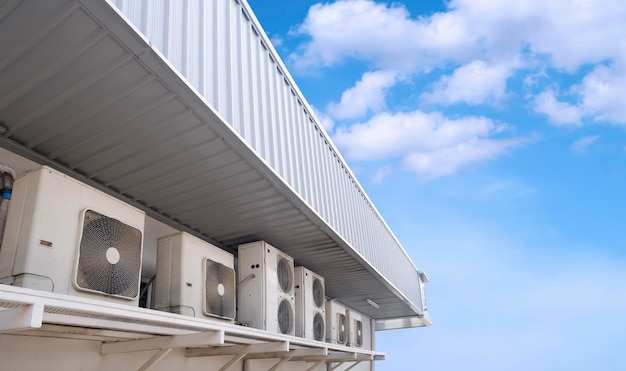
top-left (0, 0), bottom-right (426, 325)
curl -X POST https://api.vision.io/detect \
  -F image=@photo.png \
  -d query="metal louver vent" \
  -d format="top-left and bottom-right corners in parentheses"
top-left (312, 277), bottom-right (324, 308)
top-left (204, 259), bottom-right (235, 319)
top-left (75, 210), bottom-right (142, 299)
top-left (337, 313), bottom-right (347, 344)
top-left (354, 320), bottom-right (363, 347)
top-left (278, 298), bottom-right (294, 334)
top-left (313, 312), bottom-right (325, 341)
top-left (277, 256), bottom-right (293, 293)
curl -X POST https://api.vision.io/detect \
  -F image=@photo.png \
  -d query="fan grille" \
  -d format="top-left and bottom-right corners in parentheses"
top-left (313, 312), bottom-right (325, 341)
top-left (354, 320), bottom-right (363, 347)
top-left (75, 210), bottom-right (142, 298)
top-left (204, 259), bottom-right (235, 319)
top-left (277, 256), bottom-right (293, 293)
top-left (312, 277), bottom-right (324, 308)
top-left (337, 313), bottom-right (347, 344)
top-left (278, 298), bottom-right (294, 334)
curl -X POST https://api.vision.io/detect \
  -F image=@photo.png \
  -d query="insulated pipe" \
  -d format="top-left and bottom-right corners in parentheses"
top-left (0, 164), bottom-right (16, 249)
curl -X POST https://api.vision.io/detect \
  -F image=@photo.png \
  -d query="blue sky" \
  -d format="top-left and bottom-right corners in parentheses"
top-left (246, 1), bottom-right (626, 370)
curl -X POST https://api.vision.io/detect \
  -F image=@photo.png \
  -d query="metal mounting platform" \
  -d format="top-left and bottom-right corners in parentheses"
top-left (0, 285), bottom-right (385, 370)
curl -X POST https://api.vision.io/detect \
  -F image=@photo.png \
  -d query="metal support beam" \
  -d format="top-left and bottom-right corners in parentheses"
top-left (138, 348), bottom-right (173, 371)
top-left (0, 303), bottom-right (43, 333)
top-left (287, 347), bottom-right (328, 360)
top-left (101, 330), bottom-right (224, 354)
top-left (186, 341), bottom-right (289, 358)
top-left (327, 352), bottom-right (359, 371)
top-left (326, 351), bottom-right (357, 362)
top-left (220, 353), bottom-right (247, 371)
top-left (268, 357), bottom-right (291, 371)
top-left (306, 359), bottom-right (325, 371)
top-left (244, 347), bottom-right (328, 360)
top-left (344, 361), bottom-right (362, 371)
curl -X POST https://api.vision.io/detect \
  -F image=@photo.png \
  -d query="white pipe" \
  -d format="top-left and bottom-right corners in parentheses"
top-left (0, 164), bottom-right (16, 179)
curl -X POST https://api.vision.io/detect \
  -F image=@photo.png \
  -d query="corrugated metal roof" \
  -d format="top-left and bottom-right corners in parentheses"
top-left (0, 0), bottom-right (427, 326)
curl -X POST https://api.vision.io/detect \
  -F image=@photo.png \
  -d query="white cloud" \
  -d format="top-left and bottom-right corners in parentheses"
top-left (289, 0), bottom-right (477, 73)
top-left (291, 0), bottom-right (626, 73)
top-left (533, 65), bottom-right (626, 126)
top-left (577, 65), bottom-right (626, 124)
top-left (327, 70), bottom-right (398, 119)
top-left (401, 138), bottom-right (516, 180)
top-left (421, 60), bottom-right (510, 105)
top-left (449, 0), bottom-right (626, 71)
top-left (290, 0), bottom-right (626, 126)
top-left (332, 110), bottom-right (524, 180)
top-left (533, 90), bottom-right (582, 126)
top-left (570, 135), bottom-right (600, 153)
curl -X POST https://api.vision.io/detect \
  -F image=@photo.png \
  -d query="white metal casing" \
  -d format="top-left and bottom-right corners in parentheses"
top-left (237, 241), bottom-right (295, 335)
top-left (325, 299), bottom-right (348, 345)
top-left (0, 166), bottom-right (144, 305)
top-left (347, 308), bottom-right (373, 350)
top-left (154, 232), bottom-right (235, 320)
top-left (294, 266), bottom-right (325, 342)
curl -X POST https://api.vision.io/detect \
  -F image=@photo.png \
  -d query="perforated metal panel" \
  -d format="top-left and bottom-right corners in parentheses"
top-left (204, 259), bottom-right (235, 319)
top-left (76, 210), bottom-right (142, 299)
top-left (337, 313), bottom-right (347, 344)
top-left (313, 312), bottom-right (324, 341)
top-left (312, 278), bottom-right (324, 309)
top-left (277, 257), bottom-right (293, 294)
top-left (277, 298), bottom-right (294, 335)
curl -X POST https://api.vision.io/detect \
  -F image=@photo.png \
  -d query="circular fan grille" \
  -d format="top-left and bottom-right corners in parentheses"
top-left (204, 259), bottom-right (235, 319)
top-left (277, 257), bottom-right (293, 293)
top-left (337, 313), bottom-right (347, 344)
top-left (75, 210), bottom-right (142, 298)
top-left (313, 312), bottom-right (325, 341)
top-left (312, 277), bottom-right (324, 308)
top-left (277, 298), bottom-right (294, 334)
top-left (355, 320), bottom-right (363, 347)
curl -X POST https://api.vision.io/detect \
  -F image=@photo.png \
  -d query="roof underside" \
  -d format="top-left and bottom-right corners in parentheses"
top-left (0, 0), bottom-right (425, 325)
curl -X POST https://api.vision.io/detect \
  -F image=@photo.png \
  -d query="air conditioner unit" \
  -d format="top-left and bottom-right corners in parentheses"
top-left (0, 166), bottom-right (144, 305)
top-left (325, 299), bottom-right (348, 345)
top-left (294, 266), bottom-right (325, 341)
top-left (154, 232), bottom-right (235, 320)
top-left (347, 308), bottom-right (372, 349)
top-left (237, 241), bottom-right (295, 335)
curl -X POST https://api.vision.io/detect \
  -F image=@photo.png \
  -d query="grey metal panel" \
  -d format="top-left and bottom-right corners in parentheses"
top-left (0, 0), bottom-right (426, 323)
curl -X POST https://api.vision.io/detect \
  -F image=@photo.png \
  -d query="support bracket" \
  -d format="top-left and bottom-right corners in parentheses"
top-left (0, 302), bottom-right (43, 333)
top-left (101, 330), bottom-right (225, 354)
